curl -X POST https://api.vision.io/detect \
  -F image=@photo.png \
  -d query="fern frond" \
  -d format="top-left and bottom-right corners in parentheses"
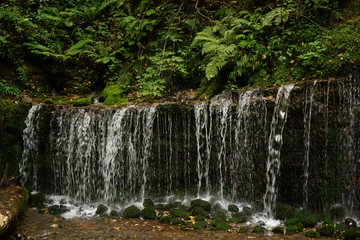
top-left (65, 39), bottom-right (93, 56)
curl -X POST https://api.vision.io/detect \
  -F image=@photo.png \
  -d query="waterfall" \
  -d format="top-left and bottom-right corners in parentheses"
top-left (210, 93), bottom-right (233, 202)
top-left (194, 102), bottom-right (212, 198)
top-left (263, 84), bottom-right (295, 218)
top-left (50, 106), bottom-right (156, 204)
top-left (338, 75), bottom-right (360, 216)
top-left (303, 80), bottom-right (317, 208)
top-left (232, 90), bottom-right (267, 201)
top-left (19, 104), bottom-right (43, 188)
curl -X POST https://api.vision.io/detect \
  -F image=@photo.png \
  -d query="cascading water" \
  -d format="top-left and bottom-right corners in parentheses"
top-left (303, 80), bottom-right (317, 208)
top-left (231, 90), bottom-right (267, 201)
top-left (50, 106), bottom-right (157, 204)
top-left (19, 79), bottom-right (360, 219)
top-left (263, 84), bottom-right (295, 218)
top-left (194, 102), bottom-right (212, 198)
top-left (338, 75), bottom-right (360, 216)
top-left (210, 93), bottom-right (233, 202)
top-left (19, 104), bottom-right (43, 188)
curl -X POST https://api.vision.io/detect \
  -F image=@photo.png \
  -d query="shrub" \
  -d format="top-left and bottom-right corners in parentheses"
top-left (193, 221), bottom-right (208, 229)
top-left (216, 222), bottom-right (231, 230)
top-left (252, 225), bottom-right (266, 233)
top-left (123, 205), bottom-right (141, 218)
top-left (190, 199), bottom-right (212, 212)
top-left (272, 226), bottom-right (284, 234)
top-left (72, 98), bottom-right (92, 106)
top-left (228, 204), bottom-right (239, 213)
top-left (305, 230), bottom-right (319, 238)
top-left (141, 206), bottom-right (156, 220)
top-left (343, 228), bottom-right (360, 240)
top-left (318, 224), bottom-right (334, 237)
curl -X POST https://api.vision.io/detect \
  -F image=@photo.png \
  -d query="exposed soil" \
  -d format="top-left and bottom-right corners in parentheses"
top-left (6, 209), bottom-right (335, 240)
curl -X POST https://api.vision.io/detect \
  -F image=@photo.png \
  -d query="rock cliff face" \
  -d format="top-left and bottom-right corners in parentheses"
top-left (1, 75), bottom-right (359, 216)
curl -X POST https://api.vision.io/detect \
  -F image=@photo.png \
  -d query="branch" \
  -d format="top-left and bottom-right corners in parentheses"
top-left (195, 0), bottom-right (213, 24)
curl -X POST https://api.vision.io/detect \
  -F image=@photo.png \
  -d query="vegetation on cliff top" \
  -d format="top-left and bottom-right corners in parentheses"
top-left (0, 0), bottom-right (359, 103)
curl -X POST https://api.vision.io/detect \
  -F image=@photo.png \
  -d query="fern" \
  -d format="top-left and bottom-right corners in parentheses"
top-left (65, 39), bottom-right (93, 56)
top-left (0, 80), bottom-right (20, 96)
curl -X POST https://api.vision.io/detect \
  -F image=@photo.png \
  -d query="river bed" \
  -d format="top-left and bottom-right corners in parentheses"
top-left (8, 208), bottom-right (334, 240)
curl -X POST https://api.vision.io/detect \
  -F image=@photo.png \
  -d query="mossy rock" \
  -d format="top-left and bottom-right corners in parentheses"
top-left (275, 204), bottom-right (295, 220)
top-left (228, 204), bottom-right (239, 213)
top-left (193, 221), bottom-right (208, 229)
top-left (164, 202), bottom-right (182, 211)
top-left (239, 226), bottom-right (248, 233)
top-left (298, 213), bottom-right (318, 228)
top-left (190, 199), bottom-right (211, 212)
top-left (169, 209), bottom-right (189, 219)
top-left (305, 230), bottom-right (319, 238)
top-left (230, 212), bottom-right (247, 223)
top-left (123, 205), bottom-right (141, 218)
top-left (171, 218), bottom-right (185, 225)
top-left (156, 204), bottom-right (165, 210)
top-left (216, 222), bottom-right (231, 230)
top-left (110, 210), bottom-right (119, 217)
top-left (141, 206), bottom-right (156, 220)
top-left (343, 228), bottom-right (360, 240)
top-left (211, 218), bottom-right (227, 227)
top-left (194, 215), bottom-right (206, 221)
top-left (44, 99), bottom-right (53, 104)
top-left (72, 98), bottom-right (92, 106)
top-left (213, 210), bottom-right (227, 221)
top-left (252, 225), bottom-right (266, 233)
top-left (99, 85), bottom-right (128, 105)
top-left (159, 215), bottom-right (172, 224)
top-left (323, 216), bottom-right (333, 225)
top-left (191, 207), bottom-right (208, 217)
top-left (272, 226), bottom-right (284, 234)
top-left (95, 204), bottom-right (108, 215)
top-left (47, 205), bottom-right (69, 217)
top-left (285, 217), bottom-right (300, 226)
top-left (143, 199), bottom-right (154, 208)
top-left (228, 217), bottom-right (247, 223)
top-left (286, 224), bottom-right (303, 234)
top-left (29, 192), bottom-right (45, 209)
top-left (335, 223), bottom-right (346, 231)
top-left (318, 224), bottom-right (335, 237)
